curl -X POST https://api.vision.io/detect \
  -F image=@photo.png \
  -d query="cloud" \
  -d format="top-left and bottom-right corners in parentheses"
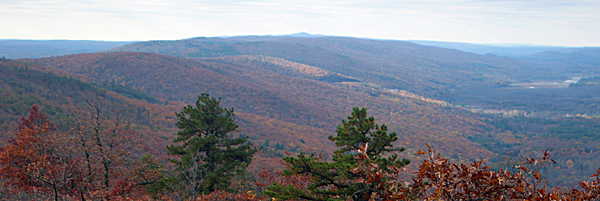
top-left (0, 0), bottom-right (599, 46)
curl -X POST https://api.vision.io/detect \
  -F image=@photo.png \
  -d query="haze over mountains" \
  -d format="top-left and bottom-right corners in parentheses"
top-left (2, 33), bottom-right (600, 186)
top-left (408, 40), bottom-right (566, 57)
top-left (0, 40), bottom-right (136, 59)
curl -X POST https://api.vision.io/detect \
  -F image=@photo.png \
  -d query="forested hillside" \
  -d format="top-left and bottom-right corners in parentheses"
top-left (0, 58), bottom-right (179, 157)
top-left (28, 52), bottom-right (500, 162)
top-left (108, 36), bottom-right (553, 99)
top-left (516, 47), bottom-right (600, 74)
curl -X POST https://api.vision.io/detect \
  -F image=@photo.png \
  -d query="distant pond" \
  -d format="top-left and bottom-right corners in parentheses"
top-left (507, 77), bottom-right (583, 89)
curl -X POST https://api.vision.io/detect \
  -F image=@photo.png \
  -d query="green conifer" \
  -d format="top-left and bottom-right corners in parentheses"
top-left (166, 93), bottom-right (258, 197)
top-left (267, 107), bottom-right (410, 200)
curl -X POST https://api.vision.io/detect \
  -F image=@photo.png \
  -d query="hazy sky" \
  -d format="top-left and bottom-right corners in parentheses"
top-left (1, 0), bottom-right (599, 46)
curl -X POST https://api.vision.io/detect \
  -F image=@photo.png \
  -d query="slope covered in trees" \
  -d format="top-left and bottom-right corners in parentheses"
top-left (108, 36), bottom-right (552, 99)
top-left (0, 58), bottom-right (182, 158)
top-left (109, 36), bottom-right (600, 117)
top-left (0, 56), bottom-right (337, 167)
top-left (28, 52), bottom-right (502, 163)
top-left (107, 36), bottom-right (600, 122)
top-left (516, 47), bottom-right (600, 75)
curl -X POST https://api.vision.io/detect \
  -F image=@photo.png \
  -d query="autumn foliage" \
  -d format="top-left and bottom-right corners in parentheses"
top-left (260, 141), bottom-right (600, 200)
top-left (0, 105), bottom-right (154, 200)
top-left (414, 144), bottom-right (600, 200)
top-left (0, 105), bottom-right (74, 200)
top-left (1, 105), bottom-right (600, 200)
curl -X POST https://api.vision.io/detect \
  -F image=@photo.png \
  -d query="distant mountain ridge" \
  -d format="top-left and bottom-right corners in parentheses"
top-left (515, 47), bottom-right (600, 74)
top-left (0, 39), bottom-right (136, 59)
top-left (408, 40), bottom-right (567, 57)
top-left (402, 40), bottom-right (600, 76)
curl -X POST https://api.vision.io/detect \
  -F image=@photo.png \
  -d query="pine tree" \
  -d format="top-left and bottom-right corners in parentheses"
top-left (266, 107), bottom-right (410, 200)
top-left (166, 93), bottom-right (258, 198)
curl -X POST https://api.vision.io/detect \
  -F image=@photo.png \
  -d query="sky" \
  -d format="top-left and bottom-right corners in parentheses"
top-left (1, 0), bottom-right (599, 46)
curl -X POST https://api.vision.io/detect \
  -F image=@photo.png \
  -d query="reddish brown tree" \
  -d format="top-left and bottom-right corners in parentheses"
top-left (344, 143), bottom-right (600, 201)
top-left (411, 144), bottom-right (600, 201)
top-left (0, 105), bottom-right (81, 201)
top-left (65, 97), bottom-right (142, 200)
top-left (0, 103), bottom-right (155, 200)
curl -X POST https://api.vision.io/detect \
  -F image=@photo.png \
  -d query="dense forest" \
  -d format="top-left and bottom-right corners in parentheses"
top-left (1, 99), bottom-right (599, 200)
top-left (1, 35), bottom-right (600, 200)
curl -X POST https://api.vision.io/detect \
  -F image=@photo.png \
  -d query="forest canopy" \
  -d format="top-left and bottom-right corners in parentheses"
top-left (1, 102), bottom-right (599, 200)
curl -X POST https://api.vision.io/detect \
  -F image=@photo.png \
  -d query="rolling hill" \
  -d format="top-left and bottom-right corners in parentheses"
top-left (0, 57), bottom-right (179, 158)
top-left (108, 36), bottom-right (553, 99)
top-left (515, 47), bottom-right (600, 75)
top-left (27, 52), bottom-right (501, 163)
top-left (0, 56), bottom-right (336, 170)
